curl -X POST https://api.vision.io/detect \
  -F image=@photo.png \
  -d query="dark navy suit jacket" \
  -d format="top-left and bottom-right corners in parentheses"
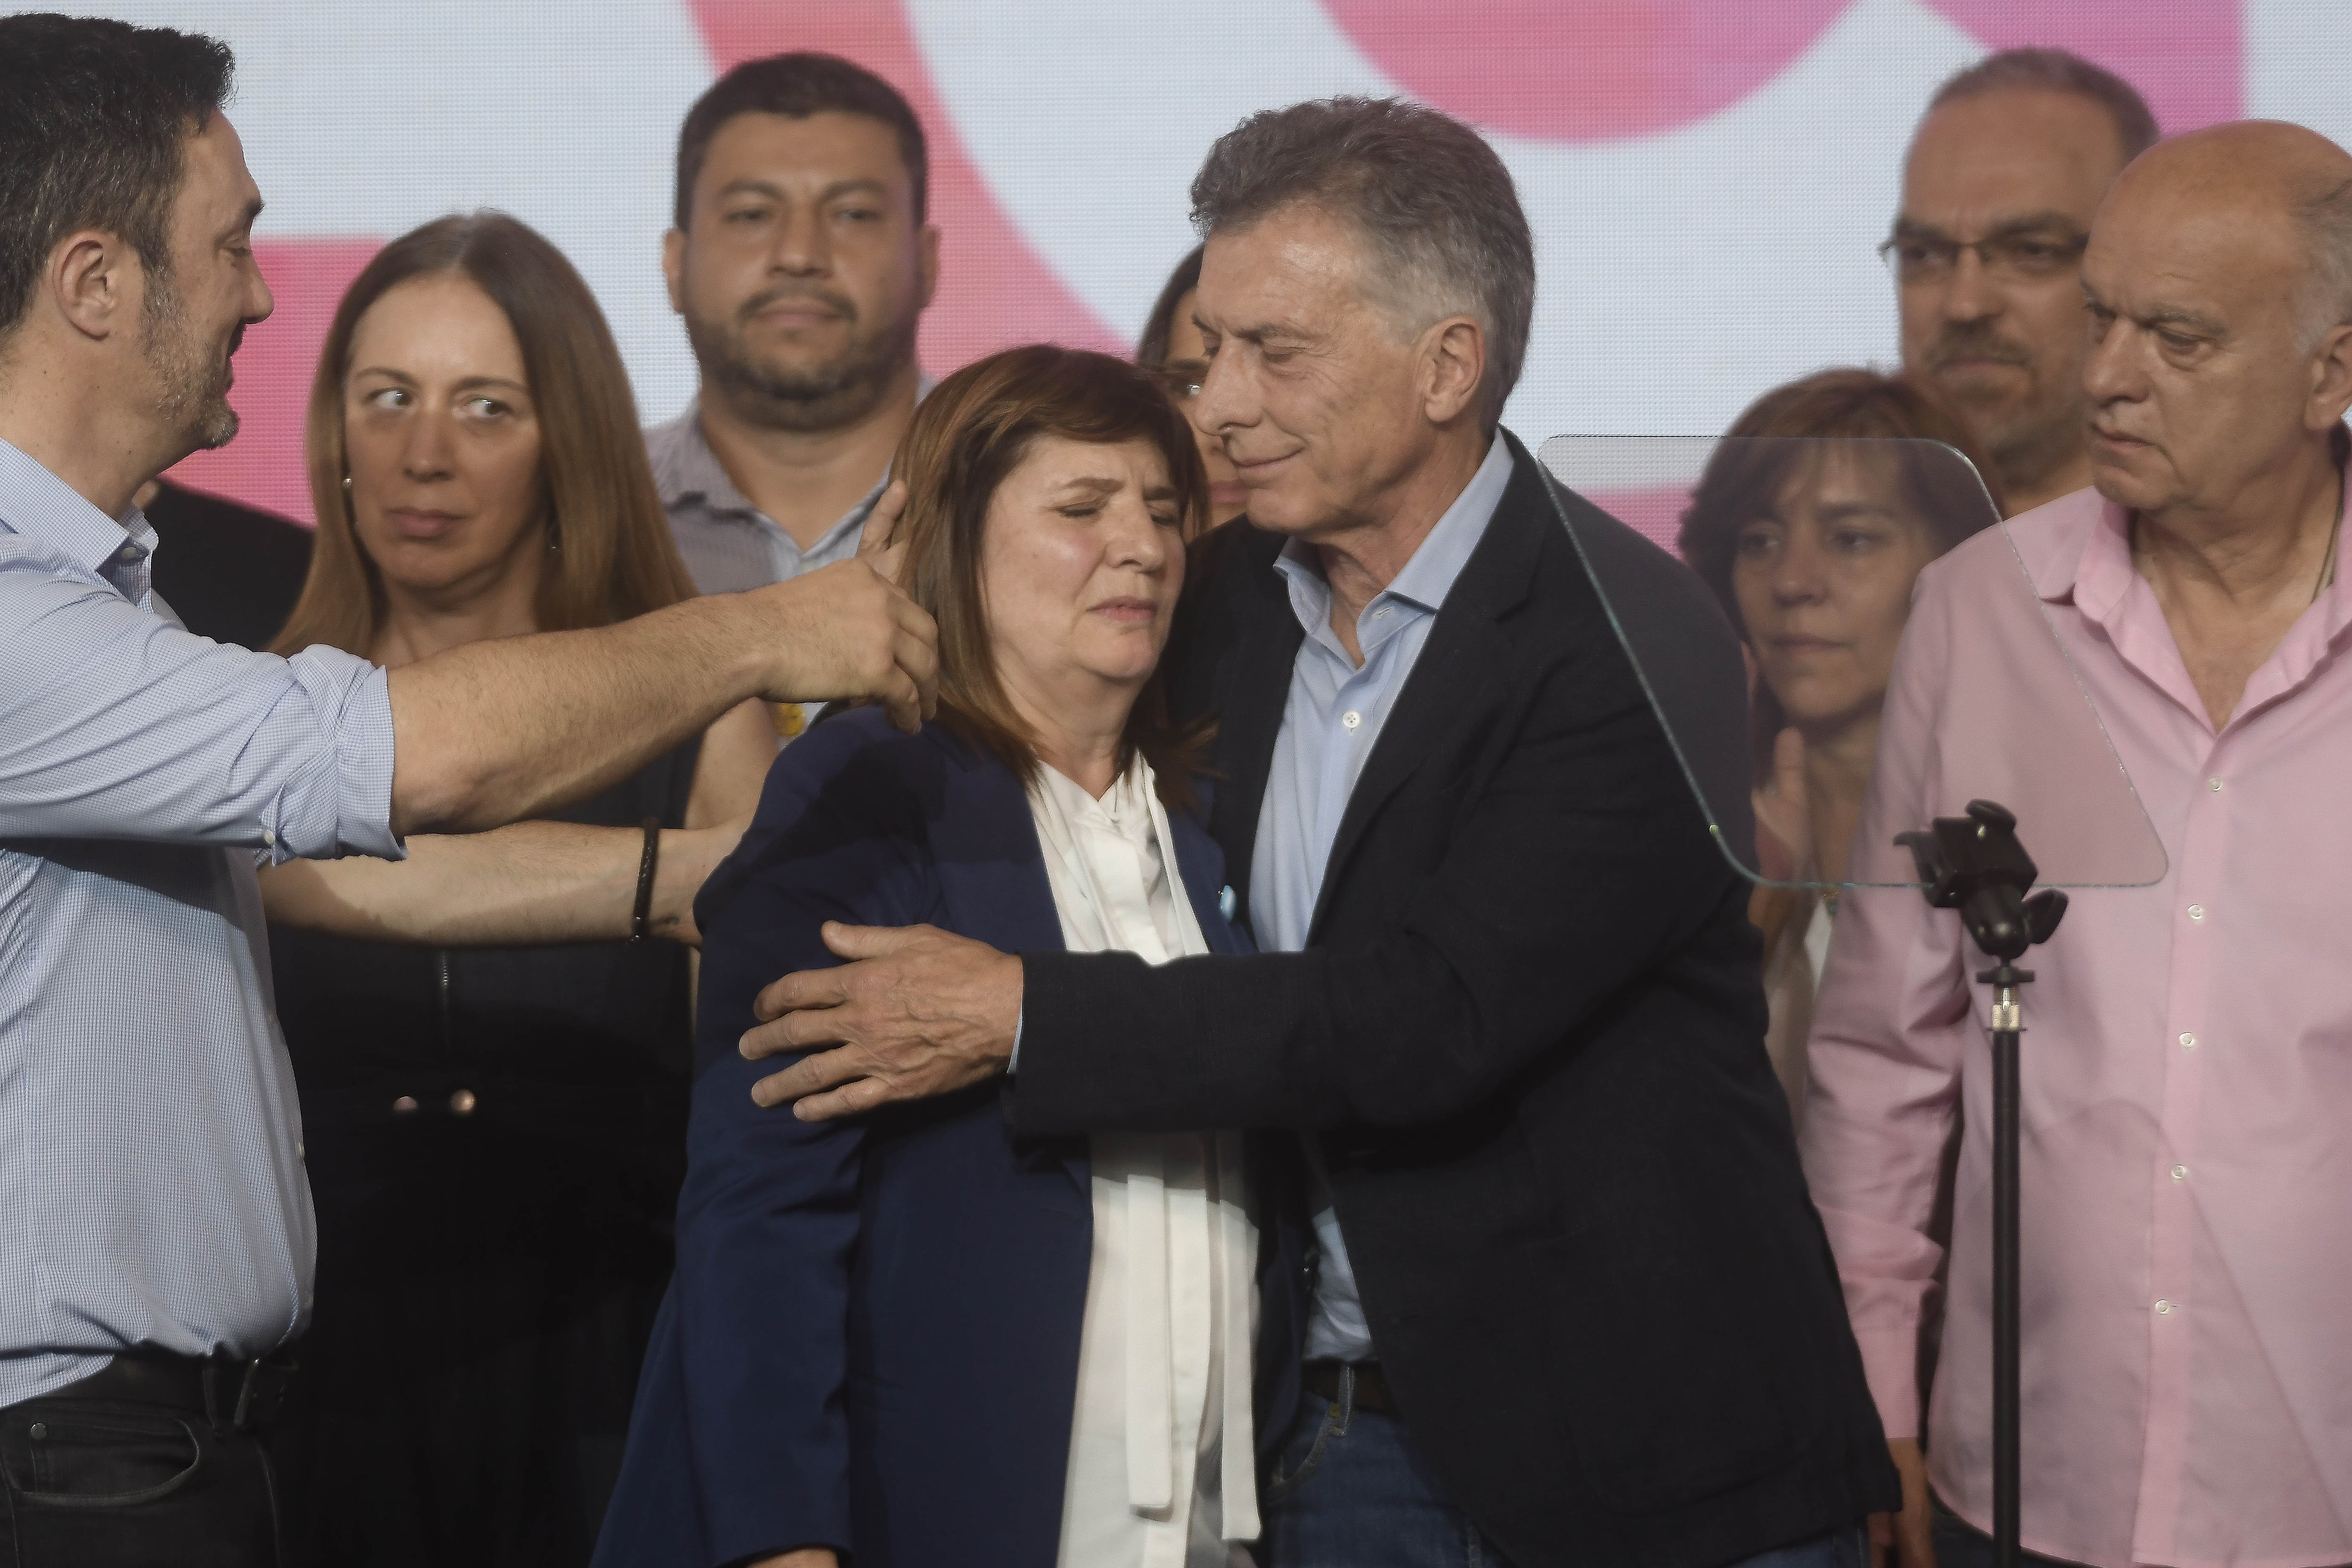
top-left (593, 708), bottom-right (1282, 1568)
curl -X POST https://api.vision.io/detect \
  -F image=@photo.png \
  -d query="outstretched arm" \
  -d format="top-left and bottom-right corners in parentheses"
top-left (261, 699), bottom-right (778, 946)
top-left (388, 556), bottom-right (930, 836)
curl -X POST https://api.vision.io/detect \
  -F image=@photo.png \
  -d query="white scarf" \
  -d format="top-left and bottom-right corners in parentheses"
top-left (1028, 756), bottom-right (1259, 1568)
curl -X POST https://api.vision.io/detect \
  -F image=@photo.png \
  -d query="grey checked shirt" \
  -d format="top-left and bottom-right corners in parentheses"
top-left (646, 397), bottom-right (889, 595)
top-left (0, 437), bottom-right (400, 1407)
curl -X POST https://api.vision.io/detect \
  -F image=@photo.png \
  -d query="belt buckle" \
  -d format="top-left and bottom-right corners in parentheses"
top-left (229, 1356), bottom-right (295, 1432)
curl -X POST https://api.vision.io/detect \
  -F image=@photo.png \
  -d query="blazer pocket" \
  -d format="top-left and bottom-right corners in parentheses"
top-left (1536, 1237), bottom-right (1823, 1513)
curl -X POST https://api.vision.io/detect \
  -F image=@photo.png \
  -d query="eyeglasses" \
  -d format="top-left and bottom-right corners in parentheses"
top-left (1878, 231), bottom-right (2089, 285)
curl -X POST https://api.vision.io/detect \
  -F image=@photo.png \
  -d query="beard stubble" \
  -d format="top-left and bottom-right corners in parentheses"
top-left (685, 282), bottom-right (920, 435)
top-left (143, 272), bottom-right (242, 454)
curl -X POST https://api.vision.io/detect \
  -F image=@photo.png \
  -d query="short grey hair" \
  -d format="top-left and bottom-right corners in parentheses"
top-left (1189, 96), bottom-right (1535, 430)
top-left (2294, 173), bottom-right (2352, 352)
top-left (1928, 48), bottom-right (2160, 163)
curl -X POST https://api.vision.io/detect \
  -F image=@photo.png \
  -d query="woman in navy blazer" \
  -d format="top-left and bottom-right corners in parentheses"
top-left (596, 348), bottom-right (1290, 1568)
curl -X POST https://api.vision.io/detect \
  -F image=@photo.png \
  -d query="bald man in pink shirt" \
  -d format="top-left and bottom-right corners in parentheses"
top-left (1804, 121), bottom-right (2352, 1568)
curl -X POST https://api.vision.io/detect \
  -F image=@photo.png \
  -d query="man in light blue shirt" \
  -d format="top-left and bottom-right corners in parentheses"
top-left (0, 19), bottom-right (935, 1560)
top-left (1251, 436), bottom-right (1514, 1365)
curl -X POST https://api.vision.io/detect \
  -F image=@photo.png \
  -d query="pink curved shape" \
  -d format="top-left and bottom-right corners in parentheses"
top-left (687, 0), bottom-right (1129, 372)
top-left (1324, 0), bottom-right (1854, 141)
top-left (1924, 0), bottom-right (2242, 134)
top-left (167, 238), bottom-right (381, 525)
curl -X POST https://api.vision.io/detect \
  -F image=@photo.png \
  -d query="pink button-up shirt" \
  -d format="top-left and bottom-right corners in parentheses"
top-left (1802, 481), bottom-right (2352, 1568)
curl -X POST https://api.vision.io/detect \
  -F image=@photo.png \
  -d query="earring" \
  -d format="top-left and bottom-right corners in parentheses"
top-left (341, 475), bottom-right (352, 491)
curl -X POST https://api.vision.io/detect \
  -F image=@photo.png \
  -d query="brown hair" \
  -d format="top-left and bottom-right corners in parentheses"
top-left (1136, 244), bottom-right (1204, 373)
top-left (674, 52), bottom-right (927, 231)
top-left (1676, 369), bottom-right (2000, 947)
top-left (890, 344), bottom-right (1210, 810)
top-left (271, 211), bottom-right (695, 657)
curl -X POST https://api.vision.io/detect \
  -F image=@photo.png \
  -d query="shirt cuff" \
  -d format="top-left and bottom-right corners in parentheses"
top-left (278, 646), bottom-right (402, 863)
top-left (1007, 1007), bottom-right (1022, 1075)
top-left (1851, 1321), bottom-right (1924, 1441)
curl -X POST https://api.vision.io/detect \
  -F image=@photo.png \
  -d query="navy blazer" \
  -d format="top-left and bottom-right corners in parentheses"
top-left (593, 708), bottom-right (1266, 1568)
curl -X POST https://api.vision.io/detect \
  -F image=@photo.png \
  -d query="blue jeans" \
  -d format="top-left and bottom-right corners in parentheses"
top-left (1261, 1375), bottom-right (1870, 1568)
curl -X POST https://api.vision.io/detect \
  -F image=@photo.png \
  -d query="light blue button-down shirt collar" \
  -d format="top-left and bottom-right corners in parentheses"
top-left (1268, 437), bottom-right (1510, 680)
top-left (0, 436), bottom-right (154, 597)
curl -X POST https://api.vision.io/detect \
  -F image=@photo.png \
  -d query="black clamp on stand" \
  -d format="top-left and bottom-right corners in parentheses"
top-left (1895, 800), bottom-right (2067, 1568)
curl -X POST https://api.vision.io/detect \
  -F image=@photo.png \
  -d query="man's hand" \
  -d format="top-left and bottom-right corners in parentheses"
top-left (856, 478), bottom-right (909, 585)
top-left (1869, 1438), bottom-right (1937, 1568)
top-left (743, 556), bottom-right (937, 733)
top-left (739, 923), bottom-right (1022, 1121)
top-left (748, 1551), bottom-right (837, 1568)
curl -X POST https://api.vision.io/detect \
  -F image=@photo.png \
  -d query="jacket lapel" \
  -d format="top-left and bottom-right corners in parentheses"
top-left (921, 730), bottom-right (1090, 1196)
top-left (1203, 535), bottom-right (1304, 932)
top-left (1169, 808), bottom-right (1249, 957)
top-left (1305, 430), bottom-right (1551, 940)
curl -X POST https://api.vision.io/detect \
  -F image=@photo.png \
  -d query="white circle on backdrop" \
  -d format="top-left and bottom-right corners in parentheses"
top-left (905, 0), bottom-right (1983, 454)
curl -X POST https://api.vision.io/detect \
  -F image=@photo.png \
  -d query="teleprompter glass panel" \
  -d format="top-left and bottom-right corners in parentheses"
top-left (1535, 435), bottom-right (2165, 891)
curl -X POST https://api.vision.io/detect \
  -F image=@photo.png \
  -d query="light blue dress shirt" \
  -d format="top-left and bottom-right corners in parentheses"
top-left (1250, 436), bottom-right (1514, 1364)
top-left (0, 438), bottom-right (400, 1406)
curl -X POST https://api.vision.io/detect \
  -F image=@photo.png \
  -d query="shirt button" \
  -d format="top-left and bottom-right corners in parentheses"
top-left (2179, 1032), bottom-right (2197, 1049)
top-left (118, 544), bottom-right (139, 562)
top-left (450, 1089), bottom-right (478, 1116)
top-left (1341, 711), bottom-right (1361, 731)
top-left (2154, 1299), bottom-right (2175, 1314)
top-left (261, 828), bottom-right (276, 848)
top-left (2170, 1164), bottom-right (2188, 1181)
top-left (2207, 777), bottom-right (2223, 792)
top-left (391, 1095), bottom-right (419, 1115)
top-left (2187, 904), bottom-right (2205, 921)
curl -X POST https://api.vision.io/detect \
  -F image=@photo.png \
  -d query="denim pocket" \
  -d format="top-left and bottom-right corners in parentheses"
top-left (5, 1410), bottom-right (203, 1509)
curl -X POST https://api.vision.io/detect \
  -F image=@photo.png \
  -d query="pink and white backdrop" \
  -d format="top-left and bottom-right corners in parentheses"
top-left (73, 1), bottom-right (2352, 534)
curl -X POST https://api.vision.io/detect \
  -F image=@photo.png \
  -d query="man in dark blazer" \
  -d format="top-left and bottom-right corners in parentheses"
top-left (743, 97), bottom-right (1899, 1568)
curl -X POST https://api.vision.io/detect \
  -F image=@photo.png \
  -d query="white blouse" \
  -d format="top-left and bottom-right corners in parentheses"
top-left (1027, 756), bottom-right (1258, 1568)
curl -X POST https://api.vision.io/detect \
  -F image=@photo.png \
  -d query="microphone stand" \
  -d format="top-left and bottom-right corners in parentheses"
top-left (1895, 800), bottom-right (2068, 1568)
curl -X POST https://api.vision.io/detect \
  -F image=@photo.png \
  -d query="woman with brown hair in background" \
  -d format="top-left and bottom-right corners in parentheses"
top-left (259, 211), bottom-right (776, 1565)
top-left (1677, 368), bottom-right (2001, 1124)
top-left (1136, 244), bottom-right (1249, 539)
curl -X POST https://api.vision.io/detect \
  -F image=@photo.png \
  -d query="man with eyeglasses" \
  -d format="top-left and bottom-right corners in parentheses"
top-left (1886, 49), bottom-right (2159, 516)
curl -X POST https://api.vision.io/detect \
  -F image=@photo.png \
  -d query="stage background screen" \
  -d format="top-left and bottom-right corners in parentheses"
top-left (73, 0), bottom-right (2352, 546)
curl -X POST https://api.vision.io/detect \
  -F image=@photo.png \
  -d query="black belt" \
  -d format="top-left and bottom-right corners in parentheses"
top-left (26, 1350), bottom-right (296, 1434)
top-left (1303, 1360), bottom-right (1398, 1415)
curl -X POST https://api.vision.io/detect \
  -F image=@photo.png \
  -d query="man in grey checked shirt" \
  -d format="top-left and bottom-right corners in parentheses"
top-left (647, 52), bottom-right (934, 627)
top-left (0, 19), bottom-right (937, 1563)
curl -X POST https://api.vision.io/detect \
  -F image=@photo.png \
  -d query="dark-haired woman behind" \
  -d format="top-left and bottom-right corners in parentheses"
top-left (1677, 368), bottom-right (2000, 1122)
top-left (597, 346), bottom-right (1273, 1568)
top-left (1137, 244), bottom-right (1249, 537)
top-left (258, 212), bottom-right (777, 1563)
